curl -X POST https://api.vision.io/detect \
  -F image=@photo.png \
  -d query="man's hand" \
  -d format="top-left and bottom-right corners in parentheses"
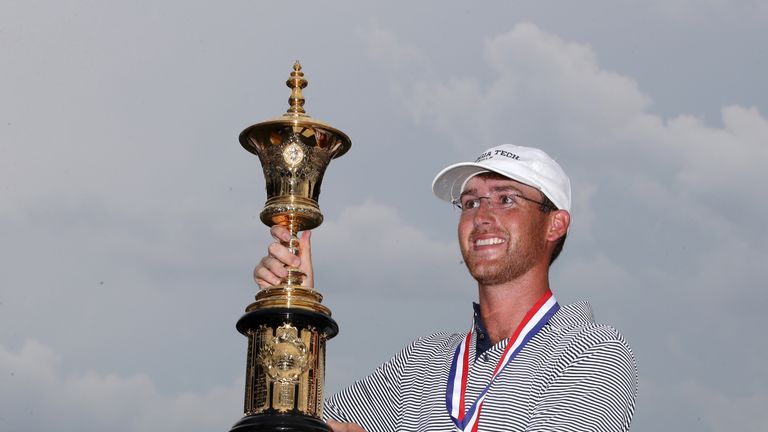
top-left (327, 420), bottom-right (367, 432)
top-left (253, 225), bottom-right (314, 288)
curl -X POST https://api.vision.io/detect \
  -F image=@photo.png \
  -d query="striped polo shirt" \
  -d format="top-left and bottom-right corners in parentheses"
top-left (325, 302), bottom-right (638, 431)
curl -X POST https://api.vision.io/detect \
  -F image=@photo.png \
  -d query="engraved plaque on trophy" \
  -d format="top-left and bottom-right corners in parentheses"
top-left (229, 62), bottom-right (350, 432)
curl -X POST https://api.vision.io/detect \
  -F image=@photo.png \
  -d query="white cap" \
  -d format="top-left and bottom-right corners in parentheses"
top-left (432, 144), bottom-right (572, 212)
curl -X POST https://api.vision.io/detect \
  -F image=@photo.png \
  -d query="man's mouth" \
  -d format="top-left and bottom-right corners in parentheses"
top-left (475, 237), bottom-right (506, 247)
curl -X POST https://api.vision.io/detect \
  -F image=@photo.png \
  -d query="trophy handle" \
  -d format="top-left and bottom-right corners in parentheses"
top-left (281, 214), bottom-right (307, 287)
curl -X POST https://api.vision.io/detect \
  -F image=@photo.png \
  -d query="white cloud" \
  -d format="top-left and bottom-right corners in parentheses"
top-left (370, 22), bottom-right (768, 243)
top-left (392, 22), bottom-right (652, 151)
top-left (0, 340), bottom-right (242, 432)
top-left (675, 105), bottom-right (768, 194)
top-left (365, 23), bottom-right (424, 74)
top-left (314, 200), bottom-right (468, 297)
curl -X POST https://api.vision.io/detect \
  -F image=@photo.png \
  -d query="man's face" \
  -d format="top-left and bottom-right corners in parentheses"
top-left (458, 174), bottom-right (551, 286)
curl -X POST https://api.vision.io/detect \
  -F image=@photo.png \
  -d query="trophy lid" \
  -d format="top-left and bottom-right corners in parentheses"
top-left (239, 61), bottom-right (351, 158)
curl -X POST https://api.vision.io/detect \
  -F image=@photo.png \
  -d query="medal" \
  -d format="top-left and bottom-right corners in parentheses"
top-left (446, 290), bottom-right (559, 431)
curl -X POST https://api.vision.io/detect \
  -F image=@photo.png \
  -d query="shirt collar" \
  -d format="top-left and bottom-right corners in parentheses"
top-left (472, 302), bottom-right (493, 360)
top-left (471, 300), bottom-right (595, 360)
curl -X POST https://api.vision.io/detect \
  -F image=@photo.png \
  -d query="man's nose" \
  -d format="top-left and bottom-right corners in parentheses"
top-left (473, 198), bottom-right (495, 224)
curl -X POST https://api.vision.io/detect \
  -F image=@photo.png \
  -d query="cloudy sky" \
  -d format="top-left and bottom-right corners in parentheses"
top-left (1, 1), bottom-right (767, 431)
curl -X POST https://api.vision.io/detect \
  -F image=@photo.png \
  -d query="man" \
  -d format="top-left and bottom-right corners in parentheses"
top-left (255, 144), bottom-right (638, 432)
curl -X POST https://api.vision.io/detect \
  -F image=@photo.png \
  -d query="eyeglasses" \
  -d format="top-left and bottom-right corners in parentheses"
top-left (451, 192), bottom-right (556, 213)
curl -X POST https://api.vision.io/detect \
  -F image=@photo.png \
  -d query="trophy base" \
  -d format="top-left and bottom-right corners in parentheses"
top-left (234, 308), bottom-right (338, 430)
top-left (230, 413), bottom-right (331, 432)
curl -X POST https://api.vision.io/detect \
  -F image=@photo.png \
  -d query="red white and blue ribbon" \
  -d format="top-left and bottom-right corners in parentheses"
top-left (446, 290), bottom-right (559, 432)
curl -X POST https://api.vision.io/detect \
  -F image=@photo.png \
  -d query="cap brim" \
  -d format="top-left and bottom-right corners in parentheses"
top-left (432, 162), bottom-right (492, 202)
top-left (433, 161), bottom-right (553, 204)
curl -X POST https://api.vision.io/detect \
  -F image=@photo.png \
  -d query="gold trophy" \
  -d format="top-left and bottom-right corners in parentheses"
top-left (230, 62), bottom-right (350, 432)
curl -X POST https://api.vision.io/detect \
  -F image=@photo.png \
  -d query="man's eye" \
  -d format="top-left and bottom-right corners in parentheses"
top-left (499, 195), bottom-right (517, 206)
top-left (463, 199), bottom-right (479, 210)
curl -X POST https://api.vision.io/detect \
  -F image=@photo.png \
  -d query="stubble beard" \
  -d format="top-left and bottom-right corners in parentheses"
top-left (461, 230), bottom-right (546, 286)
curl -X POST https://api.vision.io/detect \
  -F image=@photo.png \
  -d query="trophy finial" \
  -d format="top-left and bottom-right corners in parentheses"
top-left (286, 61), bottom-right (308, 116)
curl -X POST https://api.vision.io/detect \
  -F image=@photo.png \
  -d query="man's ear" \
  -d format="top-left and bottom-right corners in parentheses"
top-left (547, 210), bottom-right (570, 242)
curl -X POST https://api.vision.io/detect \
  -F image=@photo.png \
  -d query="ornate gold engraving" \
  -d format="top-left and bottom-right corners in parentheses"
top-left (258, 324), bottom-right (310, 384)
top-left (275, 382), bottom-right (295, 411)
top-left (283, 142), bottom-right (305, 167)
